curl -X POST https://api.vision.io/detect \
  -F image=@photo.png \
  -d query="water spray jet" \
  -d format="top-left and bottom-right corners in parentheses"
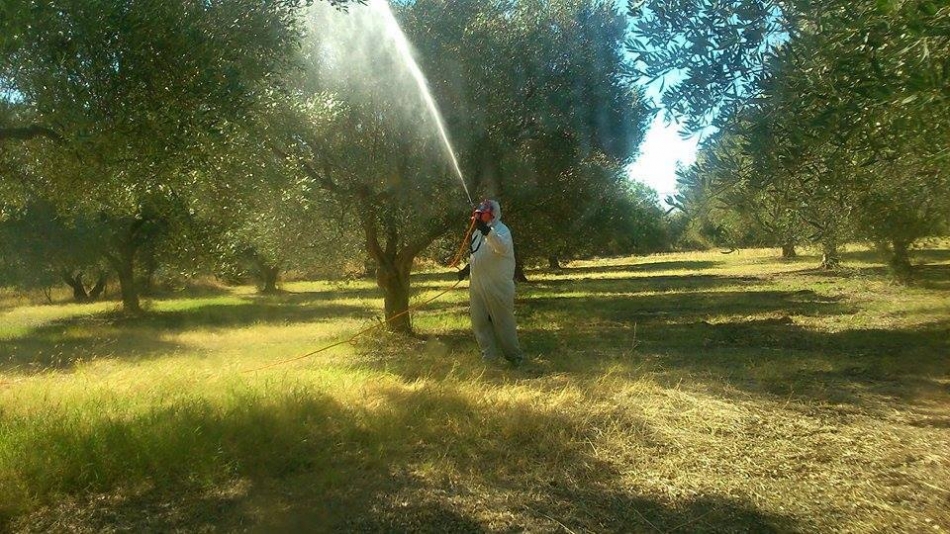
top-left (371, 0), bottom-right (473, 205)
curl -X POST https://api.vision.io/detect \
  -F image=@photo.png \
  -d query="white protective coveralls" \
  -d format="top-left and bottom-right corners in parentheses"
top-left (468, 200), bottom-right (524, 364)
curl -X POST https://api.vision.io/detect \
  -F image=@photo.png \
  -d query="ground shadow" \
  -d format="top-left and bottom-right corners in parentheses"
top-left (529, 488), bottom-right (800, 533)
top-left (915, 264), bottom-right (950, 290)
top-left (516, 281), bottom-right (947, 408)
top-left (523, 273), bottom-right (764, 299)
top-left (116, 299), bottom-right (368, 331)
top-left (839, 247), bottom-right (950, 265)
top-left (0, 296), bottom-right (370, 374)
top-left (404, 272), bottom-right (768, 322)
top-left (795, 256), bottom-right (950, 286)
top-left (639, 319), bottom-right (949, 407)
top-left (4, 378), bottom-right (797, 533)
top-left (0, 322), bottom-right (184, 373)
top-left (521, 288), bottom-right (848, 328)
top-left (553, 259), bottom-right (722, 277)
top-left (373, 276), bottom-right (947, 413)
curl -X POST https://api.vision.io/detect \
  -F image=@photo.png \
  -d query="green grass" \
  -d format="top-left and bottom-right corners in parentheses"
top-left (1, 246), bottom-right (949, 532)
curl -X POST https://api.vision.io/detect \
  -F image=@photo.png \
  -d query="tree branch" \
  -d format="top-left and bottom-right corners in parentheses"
top-left (400, 209), bottom-right (457, 264)
top-left (268, 141), bottom-right (341, 194)
top-left (0, 124), bottom-right (63, 143)
top-left (355, 185), bottom-right (386, 266)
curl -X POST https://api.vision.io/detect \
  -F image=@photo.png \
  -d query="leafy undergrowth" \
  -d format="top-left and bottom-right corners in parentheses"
top-left (1, 246), bottom-right (948, 532)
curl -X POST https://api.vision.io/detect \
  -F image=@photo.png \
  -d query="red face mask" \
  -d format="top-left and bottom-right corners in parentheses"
top-left (474, 200), bottom-right (494, 221)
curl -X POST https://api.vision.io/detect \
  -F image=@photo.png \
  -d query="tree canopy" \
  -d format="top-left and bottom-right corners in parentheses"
top-left (1, 0), bottom-right (659, 324)
top-left (634, 0), bottom-right (950, 275)
top-left (261, 0), bottom-right (652, 331)
top-left (1, 0), bottom-right (309, 310)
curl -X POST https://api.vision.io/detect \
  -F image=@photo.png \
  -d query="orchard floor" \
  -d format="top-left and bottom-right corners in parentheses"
top-left (2, 246), bottom-right (948, 533)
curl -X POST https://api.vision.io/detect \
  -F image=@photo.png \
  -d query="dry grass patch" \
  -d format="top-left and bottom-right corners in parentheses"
top-left (2, 245), bottom-right (949, 532)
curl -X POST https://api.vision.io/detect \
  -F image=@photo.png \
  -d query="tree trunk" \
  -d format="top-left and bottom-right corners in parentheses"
top-left (888, 239), bottom-right (913, 282)
top-left (261, 264), bottom-right (280, 293)
top-left (246, 249), bottom-right (280, 293)
top-left (351, 184), bottom-right (457, 336)
top-left (820, 240), bottom-right (840, 269)
top-left (108, 240), bottom-right (141, 313)
top-left (362, 258), bottom-right (377, 279)
top-left (89, 274), bottom-right (107, 300)
top-left (115, 258), bottom-right (141, 313)
top-left (514, 249), bottom-right (528, 282)
top-left (781, 243), bottom-right (797, 259)
top-left (116, 259), bottom-right (140, 312)
top-left (105, 216), bottom-right (151, 314)
top-left (548, 255), bottom-right (561, 270)
top-left (62, 271), bottom-right (90, 302)
top-left (375, 258), bottom-right (412, 334)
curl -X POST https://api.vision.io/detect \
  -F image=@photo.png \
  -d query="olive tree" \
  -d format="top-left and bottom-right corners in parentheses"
top-left (268, 0), bottom-right (650, 332)
top-left (0, 0), bottom-right (308, 311)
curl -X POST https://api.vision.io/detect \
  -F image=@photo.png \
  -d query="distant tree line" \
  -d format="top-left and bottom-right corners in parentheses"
top-left (629, 0), bottom-right (950, 279)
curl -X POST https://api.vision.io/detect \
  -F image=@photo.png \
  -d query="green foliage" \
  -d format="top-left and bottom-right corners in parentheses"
top-left (752, 0), bottom-right (950, 269)
top-left (404, 0), bottom-right (653, 264)
top-left (254, 0), bottom-right (654, 329)
top-left (670, 125), bottom-right (806, 251)
top-left (638, 0), bottom-right (950, 274)
top-left (187, 121), bottom-right (362, 291)
top-left (3, 0), bottom-right (303, 152)
top-left (593, 179), bottom-right (671, 255)
top-left (2, 0), bottom-right (658, 319)
top-left (627, 0), bottom-right (784, 132)
top-left (0, 201), bottom-right (109, 299)
top-left (1, 0), bottom-right (309, 310)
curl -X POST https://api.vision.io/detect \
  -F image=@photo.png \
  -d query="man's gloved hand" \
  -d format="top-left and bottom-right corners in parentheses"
top-left (457, 264), bottom-right (471, 281)
top-left (474, 218), bottom-right (491, 236)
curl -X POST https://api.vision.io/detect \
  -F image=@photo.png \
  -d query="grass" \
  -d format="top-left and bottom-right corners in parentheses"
top-left (1, 246), bottom-right (948, 532)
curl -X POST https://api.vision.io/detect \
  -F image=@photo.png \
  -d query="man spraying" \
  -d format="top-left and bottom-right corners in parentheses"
top-left (457, 199), bottom-right (524, 366)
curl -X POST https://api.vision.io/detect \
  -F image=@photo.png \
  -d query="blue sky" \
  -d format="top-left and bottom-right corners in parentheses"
top-left (626, 70), bottom-right (704, 206)
top-left (623, 1), bottom-right (784, 205)
top-left (626, 114), bottom-right (700, 204)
